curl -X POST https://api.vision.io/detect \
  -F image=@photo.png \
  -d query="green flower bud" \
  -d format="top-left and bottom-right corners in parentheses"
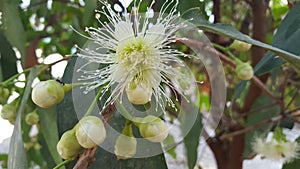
top-left (126, 81), bottom-right (152, 105)
top-left (57, 129), bottom-right (83, 160)
top-left (75, 116), bottom-right (106, 148)
top-left (137, 115), bottom-right (168, 142)
top-left (114, 124), bottom-right (137, 159)
top-left (235, 62), bottom-right (254, 80)
top-left (25, 110), bottom-right (39, 125)
top-left (31, 80), bottom-right (65, 108)
top-left (230, 40), bottom-right (252, 52)
top-left (24, 142), bottom-right (33, 151)
top-left (0, 87), bottom-right (10, 105)
top-left (33, 143), bottom-right (41, 150)
top-left (1, 99), bottom-right (18, 124)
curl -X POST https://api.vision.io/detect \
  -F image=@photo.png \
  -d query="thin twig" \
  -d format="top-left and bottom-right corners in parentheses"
top-left (238, 102), bottom-right (279, 118)
top-left (47, 55), bottom-right (72, 67)
top-left (219, 115), bottom-right (282, 140)
top-left (251, 76), bottom-right (281, 102)
top-left (286, 88), bottom-right (299, 109)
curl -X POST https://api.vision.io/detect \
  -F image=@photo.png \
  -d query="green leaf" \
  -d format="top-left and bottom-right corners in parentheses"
top-left (38, 107), bottom-right (64, 168)
top-left (83, 0), bottom-right (98, 25)
top-left (163, 135), bottom-right (177, 159)
top-left (181, 111), bottom-right (202, 169)
top-left (255, 2), bottom-right (300, 75)
top-left (282, 137), bottom-right (300, 169)
top-left (182, 8), bottom-right (300, 74)
top-left (57, 57), bottom-right (80, 138)
top-left (0, 154), bottom-right (8, 161)
top-left (8, 66), bottom-right (40, 169)
top-left (233, 81), bottom-right (248, 99)
top-left (0, 0), bottom-right (26, 62)
top-left (0, 30), bottom-right (17, 81)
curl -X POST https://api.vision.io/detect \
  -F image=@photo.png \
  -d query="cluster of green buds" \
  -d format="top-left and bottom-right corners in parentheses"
top-left (113, 115), bottom-right (168, 159)
top-left (0, 98), bottom-right (19, 124)
top-left (24, 136), bottom-right (41, 151)
top-left (0, 87), bottom-right (10, 105)
top-left (31, 80), bottom-right (72, 108)
top-left (226, 40), bottom-right (254, 80)
top-left (57, 116), bottom-right (106, 159)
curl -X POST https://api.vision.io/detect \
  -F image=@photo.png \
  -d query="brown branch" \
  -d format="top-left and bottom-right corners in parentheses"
top-left (73, 148), bottom-right (97, 169)
top-left (219, 115), bottom-right (282, 140)
top-left (73, 104), bottom-right (116, 169)
top-left (251, 76), bottom-right (280, 102)
top-left (221, 107), bottom-right (300, 141)
top-left (286, 89), bottom-right (299, 109)
top-left (46, 55), bottom-right (72, 67)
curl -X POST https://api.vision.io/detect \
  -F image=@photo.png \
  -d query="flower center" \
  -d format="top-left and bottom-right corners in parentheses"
top-left (116, 37), bottom-right (158, 68)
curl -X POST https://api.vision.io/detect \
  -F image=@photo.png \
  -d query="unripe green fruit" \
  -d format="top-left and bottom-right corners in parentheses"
top-left (57, 130), bottom-right (83, 160)
top-left (31, 80), bottom-right (65, 108)
top-left (230, 40), bottom-right (252, 52)
top-left (138, 115), bottom-right (168, 142)
top-left (0, 87), bottom-right (10, 105)
top-left (114, 134), bottom-right (137, 159)
top-left (235, 62), bottom-right (254, 80)
top-left (126, 81), bottom-right (152, 105)
top-left (25, 110), bottom-right (39, 125)
top-left (75, 116), bottom-right (106, 148)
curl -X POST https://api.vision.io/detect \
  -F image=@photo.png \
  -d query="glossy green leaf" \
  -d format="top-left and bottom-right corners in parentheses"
top-left (1, 0), bottom-right (26, 62)
top-left (0, 154), bottom-right (8, 161)
top-left (182, 7), bottom-right (300, 74)
top-left (163, 135), bottom-right (177, 159)
top-left (233, 81), bottom-right (248, 99)
top-left (255, 2), bottom-right (300, 75)
top-left (38, 107), bottom-right (64, 168)
top-left (181, 111), bottom-right (202, 169)
top-left (8, 66), bottom-right (40, 169)
top-left (0, 31), bottom-right (17, 82)
top-left (83, 0), bottom-right (97, 25)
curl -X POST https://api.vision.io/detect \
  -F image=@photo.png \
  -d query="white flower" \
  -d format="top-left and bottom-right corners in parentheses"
top-left (75, 0), bottom-right (189, 110)
top-left (252, 138), bottom-right (299, 163)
